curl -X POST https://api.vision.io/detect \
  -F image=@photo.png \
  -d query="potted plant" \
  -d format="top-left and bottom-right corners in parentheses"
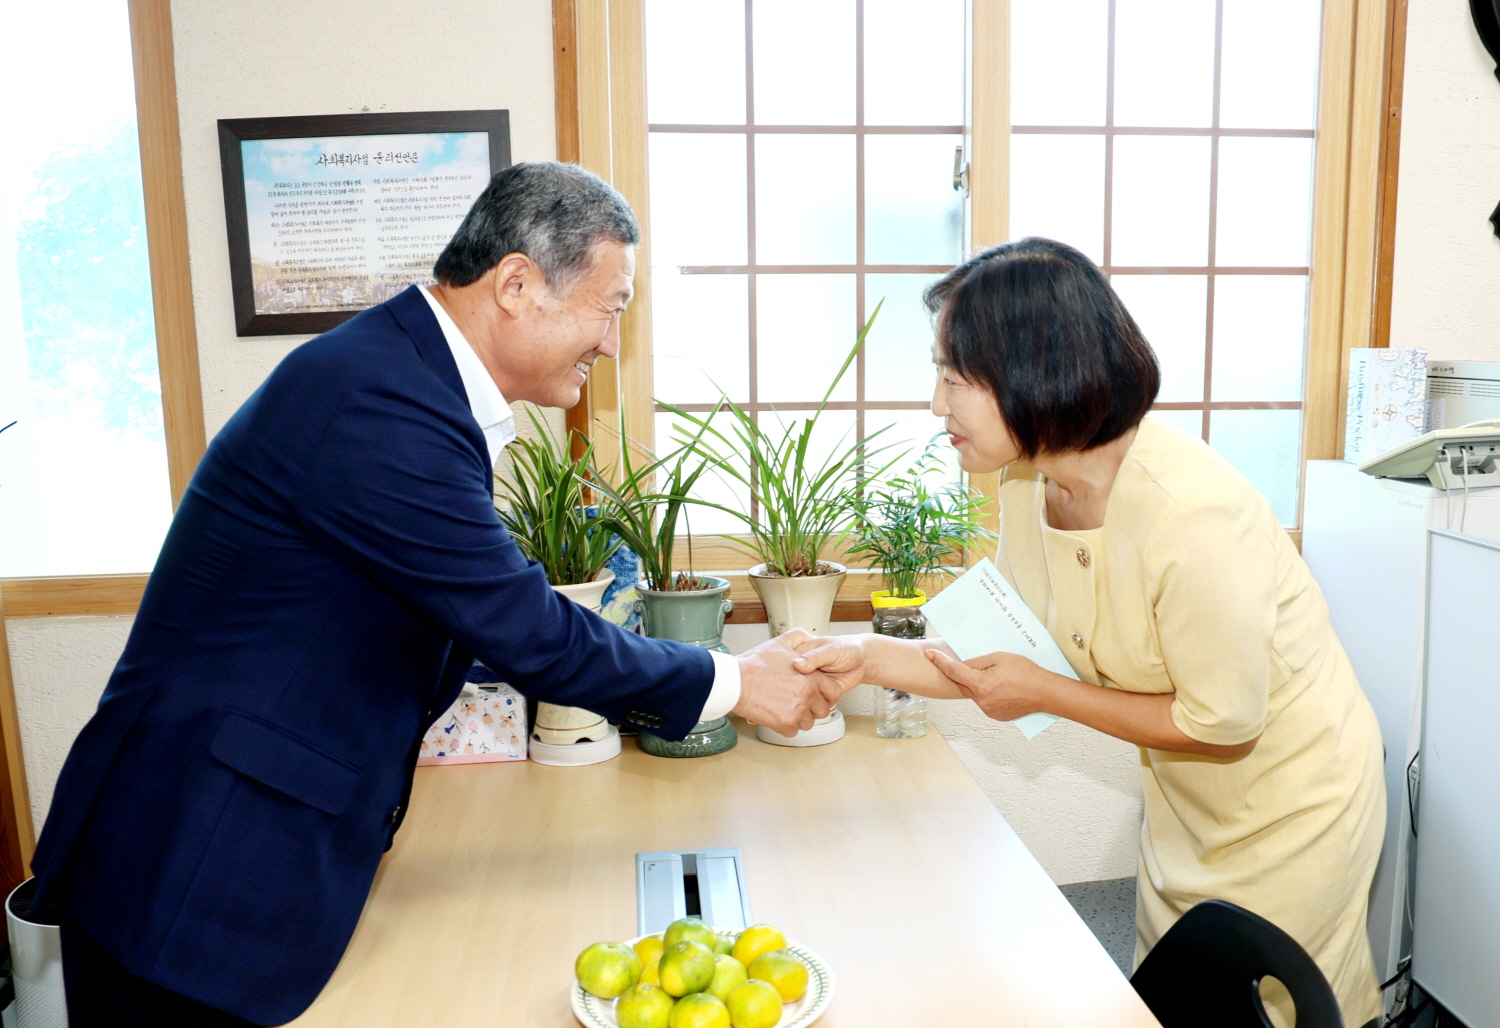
top-left (495, 410), bottom-right (622, 763)
top-left (591, 419), bottom-right (740, 757)
top-left (666, 307), bottom-right (898, 745)
top-left (846, 438), bottom-right (991, 738)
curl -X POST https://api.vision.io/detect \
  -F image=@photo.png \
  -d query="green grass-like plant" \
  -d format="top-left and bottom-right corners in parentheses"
top-left (662, 304), bottom-right (900, 578)
top-left (592, 415), bottom-right (725, 593)
top-left (494, 409), bottom-right (620, 587)
top-left (847, 437), bottom-right (992, 600)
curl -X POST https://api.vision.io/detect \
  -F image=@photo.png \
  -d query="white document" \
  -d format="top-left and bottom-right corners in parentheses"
top-left (921, 558), bottom-right (1074, 739)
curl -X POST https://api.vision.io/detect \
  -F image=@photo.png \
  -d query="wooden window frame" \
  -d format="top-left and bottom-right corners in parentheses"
top-left (0, 0), bottom-right (206, 886)
top-left (558, 0), bottom-right (1410, 594)
top-left (0, 0), bottom-right (206, 620)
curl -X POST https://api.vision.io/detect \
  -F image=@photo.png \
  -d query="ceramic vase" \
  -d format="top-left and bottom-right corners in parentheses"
top-left (747, 561), bottom-right (848, 746)
top-left (535, 570), bottom-right (615, 746)
top-left (634, 575), bottom-right (739, 757)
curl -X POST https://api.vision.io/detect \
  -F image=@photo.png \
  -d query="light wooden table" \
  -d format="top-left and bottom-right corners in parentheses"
top-left (291, 717), bottom-right (1160, 1027)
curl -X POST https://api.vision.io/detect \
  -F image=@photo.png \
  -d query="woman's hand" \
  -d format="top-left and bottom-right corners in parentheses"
top-left (926, 649), bottom-right (1047, 722)
top-left (789, 635), bottom-right (870, 695)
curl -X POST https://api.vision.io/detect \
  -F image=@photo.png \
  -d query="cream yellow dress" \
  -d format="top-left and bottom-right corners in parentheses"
top-left (994, 418), bottom-right (1385, 1027)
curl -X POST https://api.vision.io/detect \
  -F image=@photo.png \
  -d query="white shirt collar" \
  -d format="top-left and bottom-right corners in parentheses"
top-left (419, 285), bottom-right (516, 467)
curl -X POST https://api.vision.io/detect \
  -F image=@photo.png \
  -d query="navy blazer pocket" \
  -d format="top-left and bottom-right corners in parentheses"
top-left (210, 711), bottom-right (361, 816)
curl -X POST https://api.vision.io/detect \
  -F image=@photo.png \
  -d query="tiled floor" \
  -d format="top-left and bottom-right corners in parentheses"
top-left (1058, 876), bottom-right (1137, 976)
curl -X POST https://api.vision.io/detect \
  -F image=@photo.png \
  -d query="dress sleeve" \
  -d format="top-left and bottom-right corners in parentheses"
top-left (1151, 500), bottom-right (1276, 747)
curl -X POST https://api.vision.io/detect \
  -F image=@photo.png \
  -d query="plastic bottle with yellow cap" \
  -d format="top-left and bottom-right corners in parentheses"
top-left (870, 589), bottom-right (929, 738)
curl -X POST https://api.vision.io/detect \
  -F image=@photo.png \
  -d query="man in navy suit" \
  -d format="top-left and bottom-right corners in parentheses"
top-left (34, 162), bottom-right (845, 1026)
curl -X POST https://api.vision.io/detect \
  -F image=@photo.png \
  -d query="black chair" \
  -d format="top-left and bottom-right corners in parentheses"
top-left (1130, 900), bottom-right (1344, 1028)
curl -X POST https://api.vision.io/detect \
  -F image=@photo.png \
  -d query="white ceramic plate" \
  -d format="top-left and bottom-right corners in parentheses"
top-left (571, 931), bottom-right (835, 1028)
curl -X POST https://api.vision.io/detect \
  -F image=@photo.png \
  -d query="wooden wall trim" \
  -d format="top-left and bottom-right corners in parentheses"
top-left (0, 577), bottom-right (150, 620)
top-left (129, 0), bottom-right (206, 508)
top-left (1303, 0), bottom-right (1399, 479)
top-left (556, 0), bottom-right (656, 473)
top-left (554, 0), bottom-right (595, 456)
top-left (1371, 0), bottom-right (1409, 350)
top-left (553, 0), bottom-right (582, 166)
top-left (0, 591), bottom-right (36, 896)
top-left (963, 0), bottom-right (1009, 539)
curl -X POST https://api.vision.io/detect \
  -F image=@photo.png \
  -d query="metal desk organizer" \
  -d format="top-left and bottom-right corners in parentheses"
top-left (636, 848), bottom-right (752, 936)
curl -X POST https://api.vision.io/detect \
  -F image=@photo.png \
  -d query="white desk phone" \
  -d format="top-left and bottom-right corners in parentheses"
top-left (1359, 419), bottom-right (1500, 489)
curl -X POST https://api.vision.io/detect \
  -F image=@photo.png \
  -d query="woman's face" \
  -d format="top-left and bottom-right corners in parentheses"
top-left (931, 354), bottom-right (1022, 473)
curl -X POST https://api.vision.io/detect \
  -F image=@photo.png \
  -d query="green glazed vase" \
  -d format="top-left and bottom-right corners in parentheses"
top-left (634, 576), bottom-right (738, 757)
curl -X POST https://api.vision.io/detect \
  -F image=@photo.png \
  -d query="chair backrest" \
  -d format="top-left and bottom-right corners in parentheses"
top-left (1130, 900), bottom-right (1344, 1028)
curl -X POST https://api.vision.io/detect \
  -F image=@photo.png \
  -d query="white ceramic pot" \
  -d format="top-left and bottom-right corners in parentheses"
top-left (748, 562), bottom-right (848, 747)
top-left (747, 561), bottom-right (847, 636)
top-left (535, 570), bottom-right (616, 751)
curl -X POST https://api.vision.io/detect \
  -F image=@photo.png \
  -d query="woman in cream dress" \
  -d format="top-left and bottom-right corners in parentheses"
top-left (796, 238), bottom-right (1385, 1027)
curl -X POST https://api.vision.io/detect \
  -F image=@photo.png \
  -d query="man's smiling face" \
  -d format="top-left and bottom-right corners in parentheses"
top-left (504, 241), bottom-right (635, 408)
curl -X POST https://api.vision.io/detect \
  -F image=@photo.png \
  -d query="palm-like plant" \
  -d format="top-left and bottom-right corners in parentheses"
top-left (847, 438), bottom-right (991, 600)
top-left (591, 416), bottom-right (724, 592)
top-left (494, 409), bottom-right (620, 586)
top-left (662, 305), bottom-right (899, 578)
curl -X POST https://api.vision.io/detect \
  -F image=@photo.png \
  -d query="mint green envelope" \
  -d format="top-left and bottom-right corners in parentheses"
top-left (921, 558), bottom-right (1073, 740)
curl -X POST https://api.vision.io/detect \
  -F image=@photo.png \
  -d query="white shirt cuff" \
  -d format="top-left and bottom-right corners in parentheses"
top-left (700, 650), bottom-right (742, 722)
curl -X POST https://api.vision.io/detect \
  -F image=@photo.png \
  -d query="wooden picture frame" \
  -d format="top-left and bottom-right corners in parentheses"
top-left (217, 110), bottom-right (510, 337)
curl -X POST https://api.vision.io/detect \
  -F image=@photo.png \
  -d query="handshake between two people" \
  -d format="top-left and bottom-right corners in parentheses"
top-left (729, 628), bottom-right (988, 736)
top-left (729, 630), bottom-right (1049, 736)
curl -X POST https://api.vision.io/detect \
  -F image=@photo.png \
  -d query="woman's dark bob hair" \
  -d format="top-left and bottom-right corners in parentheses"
top-left (925, 237), bottom-right (1160, 459)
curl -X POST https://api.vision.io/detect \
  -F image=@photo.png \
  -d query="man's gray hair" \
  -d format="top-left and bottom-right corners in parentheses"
top-left (433, 162), bottom-right (639, 293)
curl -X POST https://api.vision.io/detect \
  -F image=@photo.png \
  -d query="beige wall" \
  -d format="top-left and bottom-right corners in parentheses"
top-left (172, 0), bottom-right (560, 435)
top-left (1388, 0), bottom-right (1500, 361)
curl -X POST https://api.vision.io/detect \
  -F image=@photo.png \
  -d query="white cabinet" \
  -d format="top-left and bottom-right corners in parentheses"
top-left (1302, 461), bottom-right (1500, 983)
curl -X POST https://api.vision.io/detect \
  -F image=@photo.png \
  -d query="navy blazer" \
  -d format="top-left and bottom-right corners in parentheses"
top-left (30, 286), bottom-right (713, 1024)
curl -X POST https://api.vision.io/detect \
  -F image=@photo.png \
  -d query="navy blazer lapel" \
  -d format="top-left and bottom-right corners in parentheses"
top-left (387, 285), bottom-right (469, 409)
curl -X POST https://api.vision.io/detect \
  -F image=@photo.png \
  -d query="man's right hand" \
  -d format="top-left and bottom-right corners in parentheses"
top-left (732, 630), bottom-right (850, 735)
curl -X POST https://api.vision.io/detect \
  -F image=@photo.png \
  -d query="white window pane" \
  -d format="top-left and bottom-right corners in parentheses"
top-left (1110, 275), bottom-right (1206, 402)
top-left (755, 275), bottom-right (858, 403)
top-left (864, 409), bottom-right (960, 484)
top-left (1111, 135), bottom-right (1211, 267)
top-left (754, 135), bottom-right (856, 264)
top-left (1215, 137), bottom-right (1313, 267)
top-left (656, 411), bottom-right (752, 536)
top-left (758, 408), bottom-right (860, 495)
top-left (1147, 409), bottom-right (1206, 440)
top-left (1220, 0), bottom-right (1321, 129)
top-left (1210, 275), bottom-right (1308, 402)
top-left (1010, 0), bottom-right (1109, 126)
top-left (649, 134), bottom-right (747, 266)
top-left (752, 0), bottom-right (855, 125)
top-left (864, 274), bottom-right (942, 401)
top-left (864, 0), bottom-right (964, 125)
top-left (864, 134), bottom-right (963, 265)
top-left (652, 272), bottom-right (749, 403)
top-left (1113, 0), bottom-right (1216, 128)
top-left (0, 0), bottom-right (172, 576)
top-left (1009, 134), bottom-right (1105, 265)
top-left (1209, 409), bottom-right (1302, 526)
top-left (646, 0), bottom-right (746, 124)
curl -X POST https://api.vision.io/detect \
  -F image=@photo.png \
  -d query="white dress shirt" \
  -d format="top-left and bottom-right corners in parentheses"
top-left (418, 286), bottom-right (740, 723)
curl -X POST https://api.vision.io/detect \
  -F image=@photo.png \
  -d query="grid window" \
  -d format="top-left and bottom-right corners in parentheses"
top-left (646, 0), bottom-right (966, 533)
top-left (1010, 0), bottom-right (1321, 526)
top-left (0, 1), bottom-right (172, 575)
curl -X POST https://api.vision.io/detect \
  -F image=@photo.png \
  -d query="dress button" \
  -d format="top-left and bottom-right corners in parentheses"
top-left (1076, 548), bottom-right (1091, 568)
top-left (1071, 632), bottom-right (1085, 649)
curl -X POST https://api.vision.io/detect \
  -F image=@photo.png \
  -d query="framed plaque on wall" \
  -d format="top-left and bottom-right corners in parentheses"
top-left (217, 109), bottom-right (510, 336)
